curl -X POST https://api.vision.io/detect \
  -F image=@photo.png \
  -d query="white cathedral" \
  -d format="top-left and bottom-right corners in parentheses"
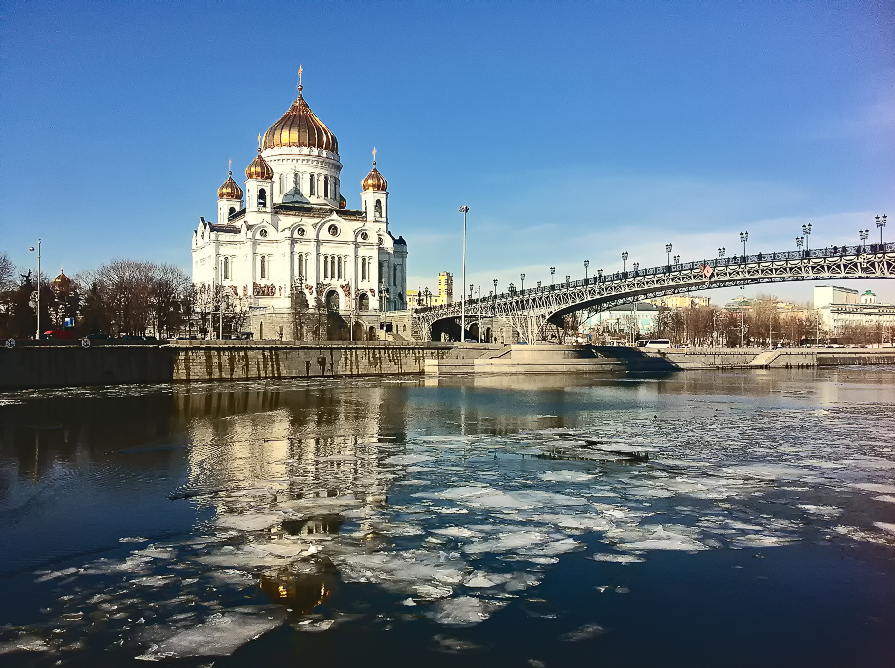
top-left (192, 77), bottom-right (409, 339)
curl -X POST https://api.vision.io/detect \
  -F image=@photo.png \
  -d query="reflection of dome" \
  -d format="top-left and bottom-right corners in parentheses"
top-left (261, 86), bottom-right (338, 152)
top-left (217, 171), bottom-right (243, 200)
top-left (52, 269), bottom-right (72, 292)
top-left (245, 149), bottom-right (274, 180)
top-left (362, 161), bottom-right (387, 192)
top-left (259, 561), bottom-right (337, 614)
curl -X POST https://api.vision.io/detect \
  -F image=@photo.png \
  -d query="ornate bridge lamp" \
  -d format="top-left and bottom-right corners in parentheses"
top-left (565, 275), bottom-right (570, 289)
top-left (665, 244), bottom-right (672, 265)
top-left (493, 278), bottom-right (498, 296)
top-left (520, 274), bottom-right (525, 294)
top-left (508, 282), bottom-right (515, 296)
top-left (632, 262), bottom-right (639, 274)
top-left (622, 252), bottom-right (628, 273)
top-left (673, 255), bottom-right (680, 265)
top-left (859, 229), bottom-right (869, 249)
top-left (718, 247), bottom-right (725, 258)
top-left (796, 237), bottom-right (804, 254)
top-left (877, 215), bottom-right (887, 244)
top-left (801, 223), bottom-right (812, 251)
top-left (597, 268), bottom-right (603, 283)
top-left (537, 281), bottom-right (541, 290)
top-left (740, 231), bottom-right (749, 257)
top-left (583, 260), bottom-right (589, 281)
top-left (549, 267), bottom-right (555, 287)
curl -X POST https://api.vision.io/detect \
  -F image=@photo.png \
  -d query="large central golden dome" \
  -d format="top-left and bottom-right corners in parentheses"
top-left (261, 86), bottom-right (338, 153)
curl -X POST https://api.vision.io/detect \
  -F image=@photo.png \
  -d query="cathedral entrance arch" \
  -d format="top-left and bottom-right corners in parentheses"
top-left (357, 293), bottom-right (370, 311)
top-left (325, 290), bottom-right (340, 312)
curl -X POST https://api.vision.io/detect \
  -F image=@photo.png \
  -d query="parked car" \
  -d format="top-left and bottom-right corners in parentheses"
top-left (40, 330), bottom-right (77, 340)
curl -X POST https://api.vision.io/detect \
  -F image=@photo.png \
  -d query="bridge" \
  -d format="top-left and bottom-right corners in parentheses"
top-left (413, 242), bottom-right (895, 342)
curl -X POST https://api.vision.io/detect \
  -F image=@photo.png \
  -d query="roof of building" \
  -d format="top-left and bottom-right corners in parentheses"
top-left (261, 86), bottom-right (338, 153)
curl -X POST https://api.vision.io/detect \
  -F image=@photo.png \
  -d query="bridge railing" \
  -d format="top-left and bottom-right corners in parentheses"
top-left (415, 241), bottom-right (894, 313)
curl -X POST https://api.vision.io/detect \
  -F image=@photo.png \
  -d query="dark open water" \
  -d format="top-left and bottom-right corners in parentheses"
top-left (1, 369), bottom-right (894, 667)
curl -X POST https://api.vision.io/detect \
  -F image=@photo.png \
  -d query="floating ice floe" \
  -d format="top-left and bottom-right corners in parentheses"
top-left (589, 553), bottom-right (646, 564)
top-left (559, 623), bottom-right (606, 642)
top-left (539, 471), bottom-right (597, 483)
top-left (851, 483), bottom-right (895, 494)
top-left (722, 464), bottom-right (810, 480)
top-left (330, 549), bottom-right (468, 596)
top-left (384, 454), bottom-right (435, 465)
top-left (135, 607), bottom-right (284, 660)
top-left (426, 596), bottom-right (507, 627)
top-left (527, 513), bottom-right (613, 531)
top-left (874, 522), bottom-right (895, 535)
top-left (874, 495), bottom-right (895, 504)
top-left (797, 504), bottom-right (843, 518)
top-left (606, 524), bottom-right (707, 552)
top-left (214, 512), bottom-right (283, 532)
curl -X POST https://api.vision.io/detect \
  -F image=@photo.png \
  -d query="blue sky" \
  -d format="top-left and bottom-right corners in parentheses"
top-left (1, 0), bottom-right (893, 305)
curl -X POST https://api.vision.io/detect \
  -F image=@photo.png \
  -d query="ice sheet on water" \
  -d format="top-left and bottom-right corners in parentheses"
top-left (136, 607), bottom-right (284, 660)
top-left (607, 524), bottom-right (707, 552)
top-left (722, 464), bottom-right (811, 480)
top-left (874, 522), bottom-right (895, 535)
top-left (215, 512), bottom-right (282, 532)
top-left (431, 526), bottom-right (482, 539)
top-left (34, 567), bottom-right (79, 582)
top-left (559, 623), bottom-right (606, 642)
top-left (539, 471), bottom-right (597, 483)
top-left (852, 483), bottom-right (895, 494)
top-left (426, 596), bottom-right (507, 627)
top-left (798, 504), bottom-right (842, 517)
top-left (330, 549), bottom-right (468, 594)
top-left (527, 513), bottom-right (612, 531)
top-left (384, 454), bottom-right (435, 465)
top-left (590, 553), bottom-right (646, 564)
top-left (731, 534), bottom-right (799, 548)
top-left (874, 495), bottom-right (895, 504)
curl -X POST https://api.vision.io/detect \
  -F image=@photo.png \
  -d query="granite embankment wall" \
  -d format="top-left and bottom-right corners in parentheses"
top-left (0, 342), bottom-right (454, 390)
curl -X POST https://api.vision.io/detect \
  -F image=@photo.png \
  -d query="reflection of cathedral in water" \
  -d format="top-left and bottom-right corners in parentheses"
top-left (179, 384), bottom-right (406, 512)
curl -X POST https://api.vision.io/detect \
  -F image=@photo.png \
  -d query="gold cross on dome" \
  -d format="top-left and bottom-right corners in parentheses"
top-left (298, 65), bottom-right (303, 87)
top-left (228, 159), bottom-right (232, 173)
top-left (372, 147), bottom-right (377, 164)
top-left (257, 133), bottom-right (262, 149)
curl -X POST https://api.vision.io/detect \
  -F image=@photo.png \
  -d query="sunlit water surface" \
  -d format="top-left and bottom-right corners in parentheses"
top-left (1, 369), bottom-right (895, 667)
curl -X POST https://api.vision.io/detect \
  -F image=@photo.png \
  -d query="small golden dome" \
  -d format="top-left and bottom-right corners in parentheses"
top-left (362, 161), bottom-right (388, 192)
top-left (218, 171), bottom-right (244, 200)
top-left (261, 87), bottom-right (338, 153)
top-left (339, 194), bottom-right (347, 209)
top-left (53, 269), bottom-right (72, 292)
top-left (245, 148), bottom-right (274, 180)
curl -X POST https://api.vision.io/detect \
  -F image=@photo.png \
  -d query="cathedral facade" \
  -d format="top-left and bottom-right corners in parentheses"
top-left (192, 78), bottom-right (408, 339)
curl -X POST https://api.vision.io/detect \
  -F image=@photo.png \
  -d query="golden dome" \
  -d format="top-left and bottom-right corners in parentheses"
top-left (261, 86), bottom-right (338, 153)
top-left (339, 194), bottom-right (347, 209)
top-left (52, 269), bottom-right (72, 292)
top-left (362, 161), bottom-right (387, 192)
top-left (217, 171), bottom-right (244, 200)
top-left (245, 148), bottom-right (274, 180)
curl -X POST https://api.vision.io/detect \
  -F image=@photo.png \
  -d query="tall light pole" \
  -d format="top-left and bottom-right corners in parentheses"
top-left (459, 206), bottom-right (469, 342)
top-left (877, 214), bottom-right (887, 244)
top-left (550, 267), bottom-right (555, 286)
top-left (718, 247), bottom-right (725, 258)
top-left (583, 260), bottom-right (589, 281)
top-left (673, 254), bottom-right (680, 265)
top-left (597, 268), bottom-right (603, 282)
top-left (796, 237), bottom-right (803, 253)
top-left (29, 239), bottom-right (41, 340)
top-left (740, 231), bottom-right (749, 257)
top-left (860, 229), bottom-right (869, 247)
top-left (622, 251), bottom-right (628, 273)
top-left (632, 262), bottom-right (639, 272)
top-left (665, 244), bottom-right (672, 265)
top-left (801, 223), bottom-right (812, 251)
top-left (520, 273), bottom-right (525, 293)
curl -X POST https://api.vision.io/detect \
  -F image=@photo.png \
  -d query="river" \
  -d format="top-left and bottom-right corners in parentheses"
top-left (1, 368), bottom-right (894, 666)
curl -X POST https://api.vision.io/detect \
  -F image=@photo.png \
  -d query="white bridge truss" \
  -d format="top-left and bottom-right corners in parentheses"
top-left (413, 242), bottom-right (895, 341)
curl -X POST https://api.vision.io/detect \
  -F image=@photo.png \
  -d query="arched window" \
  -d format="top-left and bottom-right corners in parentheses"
top-left (258, 188), bottom-right (267, 208)
top-left (279, 174), bottom-right (284, 194)
top-left (309, 174), bottom-right (315, 196)
top-left (393, 265), bottom-right (398, 286)
top-left (323, 256), bottom-right (328, 279)
top-left (324, 175), bottom-right (329, 198)
top-left (374, 199), bottom-right (382, 218)
top-left (337, 256), bottom-right (342, 279)
top-left (330, 256), bottom-right (336, 279)
top-left (260, 255), bottom-right (266, 279)
top-left (223, 257), bottom-right (230, 280)
top-left (361, 258), bottom-right (367, 281)
top-left (228, 206), bottom-right (236, 217)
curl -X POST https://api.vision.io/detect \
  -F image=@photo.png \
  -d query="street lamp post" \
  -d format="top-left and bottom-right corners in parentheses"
top-left (549, 267), bottom-right (555, 287)
top-left (740, 231), bottom-right (749, 257)
top-left (718, 247), bottom-right (725, 258)
top-left (520, 273), bottom-right (525, 294)
top-left (622, 251), bottom-right (628, 273)
top-left (583, 260), bottom-right (589, 281)
top-left (796, 237), bottom-right (803, 253)
top-left (632, 262), bottom-right (639, 272)
top-left (29, 239), bottom-right (41, 340)
top-left (877, 214), bottom-right (888, 244)
top-left (666, 243), bottom-right (672, 265)
top-left (470, 283), bottom-right (474, 303)
top-left (673, 254), bottom-right (680, 265)
top-left (860, 229), bottom-right (869, 248)
top-left (801, 223), bottom-right (812, 251)
top-left (459, 206), bottom-right (469, 342)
